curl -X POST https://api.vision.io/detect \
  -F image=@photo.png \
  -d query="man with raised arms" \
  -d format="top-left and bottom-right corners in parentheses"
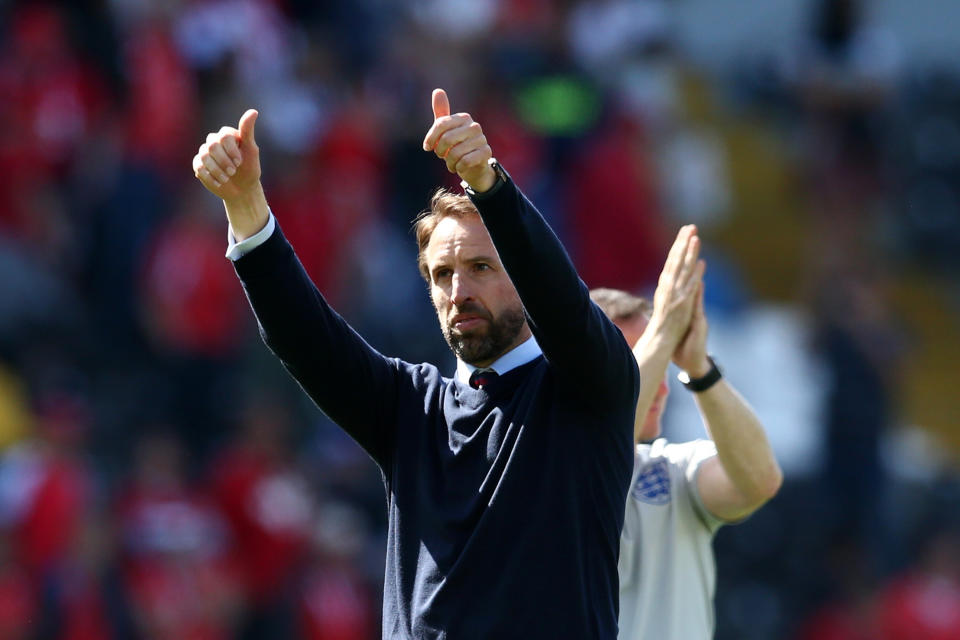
top-left (193, 89), bottom-right (639, 639)
top-left (591, 227), bottom-right (782, 639)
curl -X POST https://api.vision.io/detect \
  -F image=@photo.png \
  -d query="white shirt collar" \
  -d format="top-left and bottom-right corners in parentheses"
top-left (455, 335), bottom-right (542, 384)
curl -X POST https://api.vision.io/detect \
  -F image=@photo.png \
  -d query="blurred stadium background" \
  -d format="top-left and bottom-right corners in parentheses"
top-left (0, 0), bottom-right (958, 638)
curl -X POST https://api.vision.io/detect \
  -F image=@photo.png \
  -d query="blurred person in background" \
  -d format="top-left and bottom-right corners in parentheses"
top-left (591, 227), bottom-right (782, 640)
top-left (790, 0), bottom-right (899, 255)
top-left (812, 258), bottom-right (904, 564)
top-left (0, 388), bottom-right (95, 579)
top-left (295, 501), bottom-right (377, 640)
top-left (36, 508), bottom-right (137, 640)
top-left (138, 189), bottom-right (249, 459)
top-left (192, 88), bottom-right (638, 638)
top-left (114, 430), bottom-right (242, 640)
top-left (209, 393), bottom-right (315, 640)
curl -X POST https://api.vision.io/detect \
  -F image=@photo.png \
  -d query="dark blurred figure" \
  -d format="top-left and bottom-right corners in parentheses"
top-left (794, 538), bottom-right (882, 640)
top-left (37, 509), bottom-right (137, 640)
top-left (793, 0), bottom-right (899, 255)
top-left (209, 394), bottom-right (315, 640)
top-left (812, 259), bottom-right (904, 564)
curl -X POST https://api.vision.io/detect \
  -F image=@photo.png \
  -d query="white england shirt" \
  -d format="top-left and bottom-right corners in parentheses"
top-left (618, 438), bottom-right (725, 640)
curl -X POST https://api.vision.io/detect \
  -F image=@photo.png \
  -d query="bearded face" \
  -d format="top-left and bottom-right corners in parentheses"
top-left (438, 300), bottom-right (526, 366)
top-left (424, 213), bottom-right (531, 368)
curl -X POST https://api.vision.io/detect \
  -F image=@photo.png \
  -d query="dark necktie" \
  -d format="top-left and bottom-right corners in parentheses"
top-left (468, 367), bottom-right (499, 390)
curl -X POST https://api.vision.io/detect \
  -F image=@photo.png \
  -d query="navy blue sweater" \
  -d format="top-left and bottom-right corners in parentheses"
top-left (234, 175), bottom-right (639, 639)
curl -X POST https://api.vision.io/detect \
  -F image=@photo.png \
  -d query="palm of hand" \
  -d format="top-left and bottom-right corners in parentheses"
top-left (673, 311), bottom-right (708, 375)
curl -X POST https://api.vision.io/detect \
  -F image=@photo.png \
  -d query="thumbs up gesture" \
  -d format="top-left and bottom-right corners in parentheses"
top-left (422, 89), bottom-right (497, 193)
top-left (193, 109), bottom-right (262, 202)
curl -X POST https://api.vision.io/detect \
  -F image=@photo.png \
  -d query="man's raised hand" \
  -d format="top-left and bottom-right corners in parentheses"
top-left (673, 281), bottom-right (711, 378)
top-left (648, 225), bottom-right (706, 349)
top-left (193, 109), bottom-right (261, 203)
top-left (423, 89), bottom-right (496, 193)
top-left (193, 109), bottom-right (269, 241)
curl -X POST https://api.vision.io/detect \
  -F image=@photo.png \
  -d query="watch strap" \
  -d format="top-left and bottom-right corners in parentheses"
top-left (678, 356), bottom-right (722, 392)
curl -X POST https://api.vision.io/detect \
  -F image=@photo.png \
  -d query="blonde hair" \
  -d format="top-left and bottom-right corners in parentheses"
top-left (413, 188), bottom-right (481, 281)
top-left (589, 288), bottom-right (652, 322)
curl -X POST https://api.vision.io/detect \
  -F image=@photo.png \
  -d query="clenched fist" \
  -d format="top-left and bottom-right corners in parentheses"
top-left (192, 109), bottom-right (269, 240)
top-left (422, 89), bottom-right (496, 193)
top-left (193, 109), bottom-right (261, 201)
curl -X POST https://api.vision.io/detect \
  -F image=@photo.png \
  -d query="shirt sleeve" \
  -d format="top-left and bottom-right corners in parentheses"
top-left (225, 212), bottom-right (276, 261)
top-left (232, 221), bottom-right (403, 470)
top-left (680, 440), bottom-right (726, 534)
top-left (467, 170), bottom-right (639, 411)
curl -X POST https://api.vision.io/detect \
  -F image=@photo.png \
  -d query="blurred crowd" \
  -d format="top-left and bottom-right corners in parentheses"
top-left (0, 0), bottom-right (957, 638)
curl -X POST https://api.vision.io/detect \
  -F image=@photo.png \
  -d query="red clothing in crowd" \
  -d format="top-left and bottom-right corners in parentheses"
top-left (269, 105), bottom-right (386, 307)
top-left (210, 447), bottom-right (314, 606)
top-left (116, 484), bottom-right (239, 640)
top-left (877, 573), bottom-right (960, 640)
top-left (566, 116), bottom-right (668, 292)
top-left (16, 456), bottom-right (90, 574)
top-left (298, 565), bottom-right (375, 640)
top-left (122, 22), bottom-right (197, 171)
top-left (0, 562), bottom-right (36, 640)
top-left (140, 213), bottom-right (246, 358)
top-left (0, 4), bottom-right (109, 237)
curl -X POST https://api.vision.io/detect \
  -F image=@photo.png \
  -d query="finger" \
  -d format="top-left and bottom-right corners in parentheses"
top-left (202, 152), bottom-right (230, 184)
top-left (432, 88), bottom-right (451, 120)
top-left (219, 129), bottom-right (242, 165)
top-left (435, 121), bottom-right (483, 159)
top-left (207, 141), bottom-right (237, 176)
top-left (453, 145), bottom-right (493, 177)
top-left (238, 109), bottom-right (258, 147)
top-left (677, 234), bottom-right (702, 285)
top-left (660, 226), bottom-right (693, 284)
top-left (423, 113), bottom-right (471, 152)
top-left (680, 259), bottom-right (706, 295)
top-left (195, 158), bottom-right (220, 188)
top-left (443, 130), bottom-right (487, 172)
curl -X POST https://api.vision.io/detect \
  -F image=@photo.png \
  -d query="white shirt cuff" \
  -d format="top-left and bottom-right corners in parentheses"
top-left (225, 212), bottom-right (276, 261)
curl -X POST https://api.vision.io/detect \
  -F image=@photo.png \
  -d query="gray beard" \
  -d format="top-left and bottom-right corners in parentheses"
top-left (442, 306), bottom-right (526, 366)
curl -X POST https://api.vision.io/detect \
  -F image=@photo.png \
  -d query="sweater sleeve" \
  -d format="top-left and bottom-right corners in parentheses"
top-left (232, 223), bottom-right (399, 469)
top-left (468, 172), bottom-right (639, 410)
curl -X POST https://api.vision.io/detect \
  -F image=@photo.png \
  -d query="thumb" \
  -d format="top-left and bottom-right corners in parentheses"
top-left (239, 109), bottom-right (259, 147)
top-left (432, 88), bottom-right (450, 120)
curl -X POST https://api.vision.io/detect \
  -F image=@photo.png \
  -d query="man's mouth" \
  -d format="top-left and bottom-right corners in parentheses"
top-left (451, 314), bottom-right (487, 331)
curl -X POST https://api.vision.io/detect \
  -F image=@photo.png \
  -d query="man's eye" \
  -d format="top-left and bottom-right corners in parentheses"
top-left (474, 263), bottom-right (490, 272)
top-left (435, 269), bottom-right (452, 280)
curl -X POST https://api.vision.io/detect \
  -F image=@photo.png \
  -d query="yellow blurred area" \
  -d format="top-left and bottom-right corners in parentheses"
top-left (0, 363), bottom-right (33, 448)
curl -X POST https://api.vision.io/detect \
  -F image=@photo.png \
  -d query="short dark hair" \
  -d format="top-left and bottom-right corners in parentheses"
top-left (589, 288), bottom-right (652, 322)
top-left (412, 188), bottom-right (480, 281)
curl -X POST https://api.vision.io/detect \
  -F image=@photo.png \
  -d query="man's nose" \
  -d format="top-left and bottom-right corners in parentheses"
top-left (450, 272), bottom-right (473, 305)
